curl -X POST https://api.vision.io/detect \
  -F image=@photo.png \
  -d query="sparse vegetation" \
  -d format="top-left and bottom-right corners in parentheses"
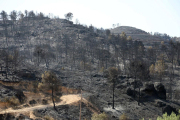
top-left (2, 96), bottom-right (20, 108)
top-left (119, 113), bottom-right (128, 120)
top-left (0, 8), bottom-right (179, 120)
top-left (91, 112), bottom-right (109, 120)
top-left (44, 115), bottom-right (55, 120)
top-left (107, 67), bottom-right (119, 109)
top-left (157, 112), bottom-right (180, 120)
top-left (39, 71), bottom-right (61, 111)
top-left (141, 111), bottom-right (180, 120)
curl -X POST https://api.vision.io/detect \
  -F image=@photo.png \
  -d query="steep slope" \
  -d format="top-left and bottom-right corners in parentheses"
top-left (0, 16), bottom-right (180, 120)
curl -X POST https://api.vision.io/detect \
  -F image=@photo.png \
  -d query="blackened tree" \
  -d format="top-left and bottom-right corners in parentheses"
top-left (0, 10), bottom-right (8, 46)
top-left (107, 67), bottom-right (119, 109)
top-left (64, 12), bottom-right (73, 21)
top-left (33, 45), bottom-right (44, 66)
top-left (39, 71), bottom-right (61, 111)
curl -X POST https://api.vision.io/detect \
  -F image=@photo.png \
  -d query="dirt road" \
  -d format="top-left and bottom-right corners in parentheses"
top-left (0, 94), bottom-right (81, 114)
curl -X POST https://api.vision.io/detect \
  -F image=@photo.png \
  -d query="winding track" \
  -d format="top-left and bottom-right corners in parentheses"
top-left (0, 94), bottom-right (81, 114)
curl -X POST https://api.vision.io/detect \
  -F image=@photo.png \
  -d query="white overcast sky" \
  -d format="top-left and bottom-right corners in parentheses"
top-left (1, 0), bottom-right (180, 37)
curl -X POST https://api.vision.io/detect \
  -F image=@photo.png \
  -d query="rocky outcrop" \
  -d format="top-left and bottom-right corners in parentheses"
top-left (140, 82), bottom-right (166, 100)
top-left (126, 82), bottom-right (166, 101)
top-left (141, 83), bottom-right (157, 96)
top-left (154, 82), bottom-right (166, 100)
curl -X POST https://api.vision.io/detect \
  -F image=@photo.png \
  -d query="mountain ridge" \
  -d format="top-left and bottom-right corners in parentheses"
top-left (110, 26), bottom-right (171, 46)
top-left (111, 26), bottom-right (148, 35)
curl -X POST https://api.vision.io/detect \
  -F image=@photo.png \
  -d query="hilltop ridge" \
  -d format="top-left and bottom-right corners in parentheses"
top-left (110, 26), bottom-right (171, 46)
top-left (111, 26), bottom-right (148, 35)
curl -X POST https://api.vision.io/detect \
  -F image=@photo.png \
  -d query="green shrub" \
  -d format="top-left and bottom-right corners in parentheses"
top-left (141, 111), bottom-right (180, 120)
top-left (157, 112), bottom-right (180, 120)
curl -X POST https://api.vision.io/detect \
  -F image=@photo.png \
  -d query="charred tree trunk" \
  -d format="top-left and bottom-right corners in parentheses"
top-left (133, 77), bottom-right (136, 99)
top-left (112, 82), bottom-right (115, 109)
top-left (52, 88), bottom-right (57, 111)
top-left (138, 87), bottom-right (140, 105)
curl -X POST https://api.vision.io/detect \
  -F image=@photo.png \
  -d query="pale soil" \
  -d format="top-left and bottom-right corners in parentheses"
top-left (0, 94), bottom-right (81, 114)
